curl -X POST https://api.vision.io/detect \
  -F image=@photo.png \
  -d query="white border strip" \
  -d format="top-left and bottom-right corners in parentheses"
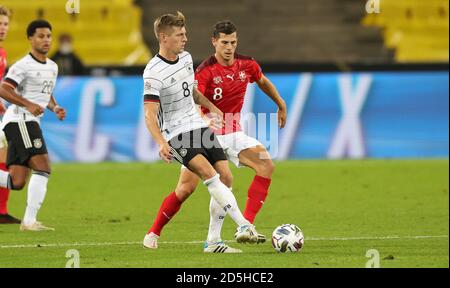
top-left (1, 235), bottom-right (447, 249)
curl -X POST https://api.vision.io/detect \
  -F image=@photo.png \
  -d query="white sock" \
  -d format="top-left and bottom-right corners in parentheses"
top-left (23, 172), bottom-right (49, 225)
top-left (204, 174), bottom-right (249, 227)
top-left (0, 170), bottom-right (11, 189)
top-left (207, 197), bottom-right (227, 243)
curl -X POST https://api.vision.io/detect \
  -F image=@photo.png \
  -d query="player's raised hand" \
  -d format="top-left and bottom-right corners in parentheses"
top-left (54, 105), bottom-right (66, 121)
top-left (209, 106), bottom-right (224, 121)
top-left (207, 116), bottom-right (223, 130)
top-left (25, 102), bottom-right (45, 116)
top-left (159, 142), bottom-right (173, 163)
top-left (207, 107), bottom-right (224, 130)
top-left (204, 111), bottom-right (223, 130)
top-left (278, 106), bottom-right (287, 128)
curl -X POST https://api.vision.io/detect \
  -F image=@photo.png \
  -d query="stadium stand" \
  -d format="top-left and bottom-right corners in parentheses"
top-left (363, 0), bottom-right (449, 62)
top-left (135, 0), bottom-right (394, 64)
top-left (1, 0), bottom-right (151, 65)
top-left (1, 0), bottom-right (447, 65)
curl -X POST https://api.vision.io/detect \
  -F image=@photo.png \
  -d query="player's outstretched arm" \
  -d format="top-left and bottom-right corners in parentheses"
top-left (144, 102), bottom-right (172, 163)
top-left (0, 83), bottom-right (44, 116)
top-left (47, 95), bottom-right (66, 121)
top-left (256, 75), bottom-right (287, 128)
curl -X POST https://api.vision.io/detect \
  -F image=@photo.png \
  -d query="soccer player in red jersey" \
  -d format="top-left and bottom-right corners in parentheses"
top-left (145, 20), bottom-right (286, 252)
top-left (0, 6), bottom-right (20, 224)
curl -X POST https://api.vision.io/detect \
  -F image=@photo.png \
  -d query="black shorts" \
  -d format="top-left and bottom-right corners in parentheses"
top-left (169, 127), bottom-right (227, 168)
top-left (3, 121), bottom-right (48, 168)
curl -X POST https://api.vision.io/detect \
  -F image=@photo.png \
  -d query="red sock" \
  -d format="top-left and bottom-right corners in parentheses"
top-left (148, 192), bottom-right (182, 236)
top-left (243, 175), bottom-right (271, 224)
top-left (0, 162), bottom-right (10, 215)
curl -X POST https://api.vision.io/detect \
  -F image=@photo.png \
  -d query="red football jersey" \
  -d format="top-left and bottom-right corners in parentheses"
top-left (0, 47), bottom-right (6, 79)
top-left (195, 53), bottom-right (262, 135)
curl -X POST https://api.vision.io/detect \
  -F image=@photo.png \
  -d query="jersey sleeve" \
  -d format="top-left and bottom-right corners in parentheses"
top-left (195, 67), bottom-right (211, 95)
top-left (143, 69), bottom-right (163, 103)
top-left (4, 62), bottom-right (26, 89)
top-left (249, 59), bottom-right (263, 83)
top-left (0, 49), bottom-right (7, 79)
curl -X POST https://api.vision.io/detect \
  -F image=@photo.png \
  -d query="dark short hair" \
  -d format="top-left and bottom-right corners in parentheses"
top-left (27, 19), bottom-right (52, 38)
top-left (212, 20), bottom-right (237, 38)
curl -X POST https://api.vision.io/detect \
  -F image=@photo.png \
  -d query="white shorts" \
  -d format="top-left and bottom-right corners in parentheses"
top-left (181, 131), bottom-right (262, 169)
top-left (216, 131), bottom-right (262, 167)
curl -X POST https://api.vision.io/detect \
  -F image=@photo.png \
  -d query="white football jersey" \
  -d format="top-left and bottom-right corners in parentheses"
top-left (2, 53), bottom-right (58, 126)
top-left (143, 51), bottom-right (207, 141)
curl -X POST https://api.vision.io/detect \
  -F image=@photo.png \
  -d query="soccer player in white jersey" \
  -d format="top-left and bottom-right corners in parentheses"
top-left (142, 12), bottom-right (259, 253)
top-left (0, 20), bottom-right (66, 231)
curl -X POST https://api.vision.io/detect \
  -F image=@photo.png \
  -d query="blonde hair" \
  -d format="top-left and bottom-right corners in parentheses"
top-left (0, 6), bottom-right (11, 17)
top-left (153, 11), bottom-right (185, 40)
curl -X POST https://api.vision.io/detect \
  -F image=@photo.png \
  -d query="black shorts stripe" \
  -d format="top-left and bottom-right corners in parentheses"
top-left (3, 121), bottom-right (48, 168)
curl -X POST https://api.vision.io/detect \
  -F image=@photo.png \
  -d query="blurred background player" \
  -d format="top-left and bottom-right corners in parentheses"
top-left (0, 5), bottom-right (21, 224)
top-left (0, 19), bottom-right (66, 231)
top-left (142, 12), bottom-right (259, 252)
top-left (50, 33), bottom-right (85, 76)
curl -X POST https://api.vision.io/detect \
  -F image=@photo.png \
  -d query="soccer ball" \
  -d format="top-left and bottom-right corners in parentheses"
top-left (271, 224), bottom-right (304, 253)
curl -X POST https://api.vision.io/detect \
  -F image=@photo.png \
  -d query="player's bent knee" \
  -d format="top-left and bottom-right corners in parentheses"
top-left (257, 159), bottom-right (275, 178)
top-left (11, 178), bottom-right (27, 190)
top-left (196, 168), bottom-right (217, 181)
top-left (175, 183), bottom-right (196, 202)
top-left (35, 167), bottom-right (51, 175)
top-left (220, 172), bottom-right (233, 188)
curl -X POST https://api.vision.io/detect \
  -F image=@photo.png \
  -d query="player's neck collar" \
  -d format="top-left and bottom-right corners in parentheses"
top-left (214, 54), bottom-right (235, 67)
top-left (29, 52), bottom-right (47, 64)
top-left (157, 53), bottom-right (179, 65)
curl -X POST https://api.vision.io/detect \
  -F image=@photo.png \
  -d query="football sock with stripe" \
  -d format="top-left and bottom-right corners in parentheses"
top-left (204, 174), bottom-right (249, 227)
top-left (23, 171), bottom-right (50, 226)
top-left (207, 195), bottom-right (227, 243)
top-left (148, 191), bottom-right (182, 236)
top-left (243, 175), bottom-right (271, 224)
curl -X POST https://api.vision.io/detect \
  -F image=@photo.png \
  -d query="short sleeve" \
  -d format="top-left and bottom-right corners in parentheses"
top-left (249, 59), bottom-right (263, 83)
top-left (195, 67), bottom-right (211, 95)
top-left (143, 69), bottom-right (163, 102)
top-left (4, 62), bottom-right (26, 88)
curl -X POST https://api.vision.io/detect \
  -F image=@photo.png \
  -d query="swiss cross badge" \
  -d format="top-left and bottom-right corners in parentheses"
top-left (213, 76), bottom-right (223, 85)
top-left (239, 71), bottom-right (246, 82)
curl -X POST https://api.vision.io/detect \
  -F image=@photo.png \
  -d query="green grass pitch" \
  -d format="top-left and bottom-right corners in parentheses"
top-left (0, 159), bottom-right (448, 268)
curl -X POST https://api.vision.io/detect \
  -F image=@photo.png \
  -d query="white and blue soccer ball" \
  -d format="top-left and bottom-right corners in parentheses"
top-left (271, 224), bottom-right (304, 253)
